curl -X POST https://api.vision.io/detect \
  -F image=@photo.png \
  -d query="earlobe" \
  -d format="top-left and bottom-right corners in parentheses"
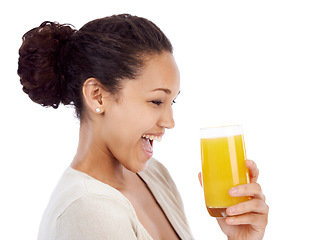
top-left (82, 78), bottom-right (105, 114)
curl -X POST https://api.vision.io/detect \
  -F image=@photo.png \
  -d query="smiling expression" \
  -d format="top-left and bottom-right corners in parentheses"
top-left (99, 52), bottom-right (180, 172)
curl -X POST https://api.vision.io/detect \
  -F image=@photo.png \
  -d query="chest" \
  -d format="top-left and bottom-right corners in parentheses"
top-left (123, 177), bottom-right (180, 240)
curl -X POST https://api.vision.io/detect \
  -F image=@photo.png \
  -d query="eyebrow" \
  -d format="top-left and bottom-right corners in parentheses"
top-left (152, 88), bottom-right (181, 95)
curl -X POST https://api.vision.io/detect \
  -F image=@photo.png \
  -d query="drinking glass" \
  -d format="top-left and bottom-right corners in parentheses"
top-left (200, 125), bottom-right (251, 217)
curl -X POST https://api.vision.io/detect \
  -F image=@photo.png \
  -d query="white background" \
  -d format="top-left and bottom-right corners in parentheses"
top-left (1, 0), bottom-right (333, 239)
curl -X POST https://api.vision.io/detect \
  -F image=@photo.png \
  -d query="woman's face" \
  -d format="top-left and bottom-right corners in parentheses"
top-left (101, 52), bottom-right (180, 172)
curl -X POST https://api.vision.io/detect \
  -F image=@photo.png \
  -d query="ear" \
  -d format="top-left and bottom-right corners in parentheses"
top-left (82, 78), bottom-right (107, 114)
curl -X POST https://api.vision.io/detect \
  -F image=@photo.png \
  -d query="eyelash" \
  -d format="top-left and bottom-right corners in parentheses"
top-left (151, 100), bottom-right (176, 106)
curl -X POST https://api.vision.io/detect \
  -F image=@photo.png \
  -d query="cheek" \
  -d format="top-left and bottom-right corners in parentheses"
top-left (119, 103), bottom-right (160, 130)
top-left (103, 105), bottom-right (156, 151)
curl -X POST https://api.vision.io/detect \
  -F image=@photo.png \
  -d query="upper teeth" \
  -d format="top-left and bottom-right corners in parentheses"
top-left (142, 134), bottom-right (162, 142)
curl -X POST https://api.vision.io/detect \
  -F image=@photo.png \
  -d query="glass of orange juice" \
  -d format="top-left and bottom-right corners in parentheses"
top-left (200, 125), bottom-right (251, 217)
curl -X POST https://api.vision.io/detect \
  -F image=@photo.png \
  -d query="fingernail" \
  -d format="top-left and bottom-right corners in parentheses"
top-left (227, 207), bottom-right (235, 215)
top-left (226, 217), bottom-right (234, 224)
top-left (229, 187), bottom-right (238, 196)
top-left (247, 159), bottom-right (254, 165)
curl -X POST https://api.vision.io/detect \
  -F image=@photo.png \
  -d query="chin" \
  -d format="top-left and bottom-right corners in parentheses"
top-left (125, 157), bottom-right (151, 173)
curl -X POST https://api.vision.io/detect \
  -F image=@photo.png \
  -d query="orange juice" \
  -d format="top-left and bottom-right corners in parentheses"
top-left (200, 126), bottom-right (250, 217)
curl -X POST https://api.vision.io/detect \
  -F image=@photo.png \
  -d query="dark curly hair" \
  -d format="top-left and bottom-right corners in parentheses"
top-left (18, 14), bottom-right (173, 118)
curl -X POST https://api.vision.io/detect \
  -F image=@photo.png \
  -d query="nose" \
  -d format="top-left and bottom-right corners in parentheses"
top-left (158, 106), bottom-right (175, 129)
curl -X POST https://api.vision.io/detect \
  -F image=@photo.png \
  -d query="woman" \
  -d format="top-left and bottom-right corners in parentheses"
top-left (18, 14), bottom-right (268, 240)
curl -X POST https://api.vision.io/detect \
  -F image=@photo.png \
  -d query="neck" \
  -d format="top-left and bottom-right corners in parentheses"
top-left (70, 120), bottom-right (129, 189)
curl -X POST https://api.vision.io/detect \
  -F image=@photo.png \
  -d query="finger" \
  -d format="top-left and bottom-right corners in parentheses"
top-left (246, 159), bottom-right (259, 183)
top-left (198, 172), bottom-right (202, 187)
top-left (226, 199), bottom-right (269, 216)
top-left (225, 212), bottom-right (268, 230)
top-left (229, 182), bottom-right (265, 201)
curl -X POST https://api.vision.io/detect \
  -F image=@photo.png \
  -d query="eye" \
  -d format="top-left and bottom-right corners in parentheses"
top-left (151, 100), bottom-right (163, 106)
top-left (151, 99), bottom-right (176, 107)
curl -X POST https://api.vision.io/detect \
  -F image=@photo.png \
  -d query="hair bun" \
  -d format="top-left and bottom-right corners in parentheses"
top-left (18, 21), bottom-right (76, 108)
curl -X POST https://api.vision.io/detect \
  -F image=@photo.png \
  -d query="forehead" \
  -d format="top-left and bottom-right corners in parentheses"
top-left (123, 52), bottom-right (180, 94)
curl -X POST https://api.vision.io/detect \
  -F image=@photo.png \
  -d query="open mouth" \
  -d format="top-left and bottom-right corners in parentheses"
top-left (141, 134), bottom-right (162, 159)
top-left (142, 134), bottom-right (162, 142)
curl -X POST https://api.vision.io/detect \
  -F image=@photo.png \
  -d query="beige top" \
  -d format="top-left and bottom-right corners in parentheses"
top-left (37, 158), bottom-right (194, 240)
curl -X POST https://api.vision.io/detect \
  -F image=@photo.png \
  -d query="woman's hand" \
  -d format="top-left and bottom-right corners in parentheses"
top-left (199, 160), bottom-right (269, 240)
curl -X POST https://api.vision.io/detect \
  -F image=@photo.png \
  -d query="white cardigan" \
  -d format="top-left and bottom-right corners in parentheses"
top-left (37, 158), bottom-right (194, 240)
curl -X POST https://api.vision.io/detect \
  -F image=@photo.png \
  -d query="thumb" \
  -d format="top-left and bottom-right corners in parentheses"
top-left (198, 172), bottom-right (203, 187)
